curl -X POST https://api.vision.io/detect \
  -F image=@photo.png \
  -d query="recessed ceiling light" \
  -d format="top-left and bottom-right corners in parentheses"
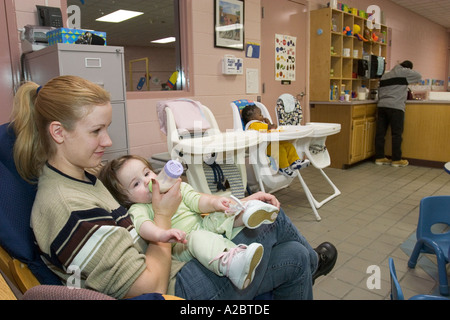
top-left (96, 10), bottom-right (143, 23)
top-left (151, 37), bottom-right (176, 44)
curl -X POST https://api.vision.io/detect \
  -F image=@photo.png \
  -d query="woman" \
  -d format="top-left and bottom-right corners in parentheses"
top-left (11, 75), bottom-right (336, 299)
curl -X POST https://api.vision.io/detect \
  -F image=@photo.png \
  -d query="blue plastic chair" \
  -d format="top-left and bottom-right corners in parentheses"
top-left (389, 258), bottom-right (448, 300)
top-left (407, 196), bottom-right (450, 296)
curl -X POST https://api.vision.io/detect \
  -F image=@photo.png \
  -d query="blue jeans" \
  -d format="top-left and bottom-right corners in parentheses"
top-left (174, 209), bottom-right (318, 300)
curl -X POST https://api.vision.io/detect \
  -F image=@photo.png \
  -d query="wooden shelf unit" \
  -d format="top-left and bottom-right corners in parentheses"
top-left (310, 7), bottom-right (388, 102)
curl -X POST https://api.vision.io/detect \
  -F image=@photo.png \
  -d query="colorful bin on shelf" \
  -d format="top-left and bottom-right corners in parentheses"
top-left (46, 28), bottom-right (107, 45)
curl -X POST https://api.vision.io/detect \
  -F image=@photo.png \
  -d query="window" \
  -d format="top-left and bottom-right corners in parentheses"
top-left (66, 0), bottom-right (184, 92)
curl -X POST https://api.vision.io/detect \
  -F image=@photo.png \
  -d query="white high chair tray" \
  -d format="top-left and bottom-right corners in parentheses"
top-left (305, 122), bottom-right (341, 137)
top-left (260, 125), bottom-right (314, 142)
top-left (173, 130), bottom-right (260, 155)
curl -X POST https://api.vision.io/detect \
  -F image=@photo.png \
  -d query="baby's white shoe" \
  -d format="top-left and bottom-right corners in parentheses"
top-left (211, 243), bottom-right (264, 290)
top-left (231, 195), bottom-right (279, 229)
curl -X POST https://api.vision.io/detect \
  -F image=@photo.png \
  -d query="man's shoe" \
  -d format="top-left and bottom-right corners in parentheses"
top-left (391, 159), bottom-right (409, 167)
top-left (312, 242), bottom-right (337, 283)
top-left (375, 157), bottom-right (391, 165)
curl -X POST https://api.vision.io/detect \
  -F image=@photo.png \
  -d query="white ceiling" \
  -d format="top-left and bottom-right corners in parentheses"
top-left (67, 0), bottom-right (177, 47)
top-left (389, 0), bottom-right (450, 29)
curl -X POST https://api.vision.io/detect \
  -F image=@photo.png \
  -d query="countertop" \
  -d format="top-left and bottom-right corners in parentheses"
top-left (406, 100), bottom-right (450, 104)
top-left (310, 100), bottom-right (377, 105)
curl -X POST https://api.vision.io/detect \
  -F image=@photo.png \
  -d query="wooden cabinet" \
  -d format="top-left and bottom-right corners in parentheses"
top-left (310, 102), bottom-right (377, 168)
top-left (310, 7), bottom-right (388, 102)
top-left (385, 102), bottom-right (450, 163)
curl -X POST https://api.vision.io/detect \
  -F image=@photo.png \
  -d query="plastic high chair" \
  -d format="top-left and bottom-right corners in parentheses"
top-left (156, 98), bottom-right (259, 198)
top-left (230, 99), bottom-right (324, 221)
top-left (275, 94), bottom-right (341, 209)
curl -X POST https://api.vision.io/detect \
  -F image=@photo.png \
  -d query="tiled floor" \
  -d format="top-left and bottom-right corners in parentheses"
top-left (270, 160), bottom-right (450, 300)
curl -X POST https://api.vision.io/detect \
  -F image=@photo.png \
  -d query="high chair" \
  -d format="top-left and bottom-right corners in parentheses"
top-left (275, 94), bottom-right (341, 209)
top-left (156, 98), bottom-right (259, 198)
top-left (230, 99), bottom-right (323, 221)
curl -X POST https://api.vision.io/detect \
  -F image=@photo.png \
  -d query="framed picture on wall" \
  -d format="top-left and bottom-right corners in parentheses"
top-left (214, 0), bottom-right (244, 50)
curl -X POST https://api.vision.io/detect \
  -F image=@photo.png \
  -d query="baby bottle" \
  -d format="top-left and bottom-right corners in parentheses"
top-left (149, 159), bottom-right (183, 193)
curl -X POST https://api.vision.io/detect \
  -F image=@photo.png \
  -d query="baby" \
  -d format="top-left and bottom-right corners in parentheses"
top-left (99, 155), bottom-right (279, 290)
top-left (241, 104), bottom-right (305, 177)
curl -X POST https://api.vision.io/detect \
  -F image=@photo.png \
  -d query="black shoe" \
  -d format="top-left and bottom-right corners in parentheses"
top-left (312, 242), bottom-right (337, 283)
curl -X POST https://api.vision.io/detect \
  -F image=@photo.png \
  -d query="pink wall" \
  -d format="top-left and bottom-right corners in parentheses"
top-left (4, 0), bottom-right (449, 159)
top-left (126, 0), bottom-right (262, 158)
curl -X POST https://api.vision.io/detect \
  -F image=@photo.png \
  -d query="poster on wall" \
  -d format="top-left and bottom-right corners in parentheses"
top-left (275, 34), bottom-right (296, 81)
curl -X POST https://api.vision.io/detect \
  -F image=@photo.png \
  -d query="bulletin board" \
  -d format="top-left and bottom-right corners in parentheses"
top-left (275, 34), bottom-right (296, 81)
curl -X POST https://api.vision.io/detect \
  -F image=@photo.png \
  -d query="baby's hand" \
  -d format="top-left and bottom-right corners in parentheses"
top-left (161, 229), bottom-right (187, 244)
top-left (214, 197), bottom-right (231, 213)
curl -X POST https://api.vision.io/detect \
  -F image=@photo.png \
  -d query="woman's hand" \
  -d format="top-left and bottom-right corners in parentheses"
top-left (151, 178), bottom-right (182, 220)
top-left (244, 191), bottom-right (280, 209)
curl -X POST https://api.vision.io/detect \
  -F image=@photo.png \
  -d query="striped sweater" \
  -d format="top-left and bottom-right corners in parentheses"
top-left (31, 164), bottom-right (148, 299)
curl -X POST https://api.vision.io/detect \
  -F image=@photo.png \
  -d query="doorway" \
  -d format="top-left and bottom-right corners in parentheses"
top-left (260, 0), bottom-right (308, 123)
top-left (0, 0), bottom-right (15, 124)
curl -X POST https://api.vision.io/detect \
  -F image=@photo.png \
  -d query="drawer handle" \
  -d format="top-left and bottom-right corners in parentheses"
top-left (85, 58), bottom-right (102, 68)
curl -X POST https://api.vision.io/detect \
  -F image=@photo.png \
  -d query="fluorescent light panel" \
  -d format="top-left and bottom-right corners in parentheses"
top-left (96, 9), bottom-right (143, 23)
top-left (151, 37), bottom-right (176, 44)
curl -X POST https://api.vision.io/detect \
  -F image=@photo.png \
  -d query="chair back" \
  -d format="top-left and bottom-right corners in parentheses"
top-left (0, 123), bottom-right (60, 286)
top-left (275, 94), bottom-right (303, 126)
top-left (157, 100), bottom-right (247, 197)
top-left (230, 99), bottom-right (273, 131)
top-left (157, 99), bottom-right (219, 153)
top-left (389, 258), bottom-right (405, 300)
top-left (417, 196), bottom-right (450, 246)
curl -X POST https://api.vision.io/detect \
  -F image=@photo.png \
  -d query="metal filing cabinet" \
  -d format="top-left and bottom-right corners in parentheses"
top-left (24, 43), bottom-right (129, 160)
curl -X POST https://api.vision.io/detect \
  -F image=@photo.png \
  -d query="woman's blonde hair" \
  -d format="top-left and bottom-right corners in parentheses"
top-left (98, 155), bottom-right (154, 209)
top-left (11, 75), bottom-right (111, 183)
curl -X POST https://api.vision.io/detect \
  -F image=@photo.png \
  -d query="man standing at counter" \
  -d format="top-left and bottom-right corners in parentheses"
top-left (375, 60), bottom-right (422, 167)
